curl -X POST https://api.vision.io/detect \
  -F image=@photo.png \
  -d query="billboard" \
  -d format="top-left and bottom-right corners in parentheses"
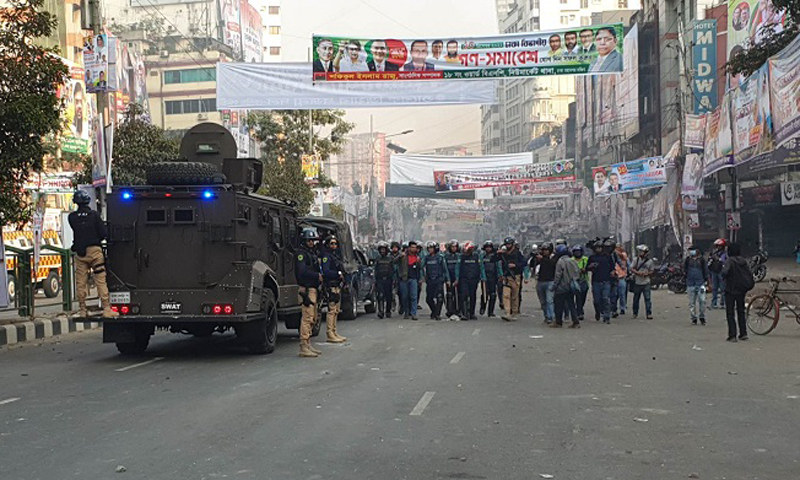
top-left (731, 64), bottom-right (773, 165)
top-left (593, 157), bottom-right (667, 196)
top-left (83, 33), bottom-right (109, 93)
top-left (781, 181), bottom-right (800, 206)
top-left (703, 94), bottom-right (734, 177)
top-left (727, 0), bottom-right (786, 88)
top-left (692, 19), bottom-right (717, 113)
top-left (241, 0), bottom-right (263, 63)
top-left (220, 0), bottom-right (242, 60)
top-left (433, 159), bottom-right (576, 192)
top-left (768, 34), bottom-right (800, 147)
top-left (617, 24), bottom-right (639, 140)
top-left (684, 114), bottom-right (706, 149)
top-left (681, 153), bottom-right (705, 196)
top-left (312, 24), bottom-right (625, 82)
top-left (59, 61), bottom-right (90, 154)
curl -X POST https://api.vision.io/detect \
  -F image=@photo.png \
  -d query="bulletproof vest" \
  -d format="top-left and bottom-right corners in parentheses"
top-left (460, 253), bottom-right (480, 280)
top-left (375, 255), bottom-right (394, 278)
top-left (425, 254), bottom-right (443, 281)
top-left (482, 253), bottom-right (498, 275)
top-left (298, 246), bottom-right (318, 267)
top-left (444, 252), bottom-right (459, 277)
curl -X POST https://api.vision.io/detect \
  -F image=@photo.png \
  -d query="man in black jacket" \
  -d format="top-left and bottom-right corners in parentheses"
top-left (500, 237), bottom-right (526, 322)
top-left (722, 242), bottom-right (754, 342)
top-left (68, 191), bottom-right (117, 318)
top-left (295, 228), bottom-right (323, 357)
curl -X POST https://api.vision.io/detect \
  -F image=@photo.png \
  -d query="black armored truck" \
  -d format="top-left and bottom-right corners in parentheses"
top-left (96, 123), bottom-right (316, 354)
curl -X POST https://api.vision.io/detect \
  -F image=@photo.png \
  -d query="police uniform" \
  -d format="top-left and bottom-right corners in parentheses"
top-left (458, 251), bottom-right (481, 319)
top-left (443, 250), bottom-right (461, 317)
top-left (374, 252), bottom-right (395, 318)
top-left (501, 246), bottom-right (526, 320)
top-left (480, 250), bottom-right (502, 316)
top-left (423, 251), bottom-right (447, 320)
top-left (295, 245), bottom-right (322, 356)
top-left (321, 246), bottom-right (347, 343)
top-left (68, 204), bottom-right (117, 317)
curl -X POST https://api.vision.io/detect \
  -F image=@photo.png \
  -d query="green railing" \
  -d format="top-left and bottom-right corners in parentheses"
top-left (4, 244), bottom-right (74, 318)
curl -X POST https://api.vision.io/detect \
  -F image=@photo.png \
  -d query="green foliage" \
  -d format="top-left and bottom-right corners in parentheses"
top-left (0, 0), bottom-right (69, 225)
top-left (726, 0), bottom-right (800, 77)
top-left (248, 109), bottom-right (354, 215)
top-left (328, 203), bottom-right (345, 220)
top-left (73, 103), bottom-right (179, 186)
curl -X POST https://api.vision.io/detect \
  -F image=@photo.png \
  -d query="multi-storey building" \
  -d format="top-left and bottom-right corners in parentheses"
top-left (258, 0), bottom-right (282, 61)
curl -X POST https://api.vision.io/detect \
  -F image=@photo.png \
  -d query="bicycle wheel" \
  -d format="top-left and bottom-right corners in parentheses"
top-left (747, 295), bottom-right (780, 335)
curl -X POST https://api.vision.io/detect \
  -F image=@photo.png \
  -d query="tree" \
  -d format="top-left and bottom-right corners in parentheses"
top-left (726, 0), bottom-right (799, 77)
top-left (73, 103), bottom-right (180, 186)
top-left (0, 0), bottom-right (68, 225)
top-left (248, 110), bottom-right (354, 215)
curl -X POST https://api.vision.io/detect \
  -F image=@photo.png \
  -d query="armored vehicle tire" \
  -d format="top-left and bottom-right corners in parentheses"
top-left (340, 291), bottom-right (357, 320)
top-left (240, 291), bottom-right (278, 354)
top-left (116, 330), bottom-right (151, 355)
top-left (145, 161), bottom-right (226, 186)
top-left (364, 298), bottom-right (376, 314)
top-left (43, 270), bottom-right (61, 298)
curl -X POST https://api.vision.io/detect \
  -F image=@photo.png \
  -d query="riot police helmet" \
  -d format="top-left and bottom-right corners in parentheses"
top-left (72, 190), bottom-right (91, 206)
top-left (555, 244), bottom-right (569, 255)
top-left (503, 236), bottom-right (515, 246)
top-left (555, 238), bottom-right (567, 247)
top-left (300, 228), bottom-right (320, 241)
top-left (571, 244), bottom-right (584, 256)
top-left (483, 240), bottom-right (494, 250)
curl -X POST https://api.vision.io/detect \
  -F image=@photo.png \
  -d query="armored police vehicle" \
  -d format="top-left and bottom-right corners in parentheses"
top-left (97, 123), bottom-right (314, 355)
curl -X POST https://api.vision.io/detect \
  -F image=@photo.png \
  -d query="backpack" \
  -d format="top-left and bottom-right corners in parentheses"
top-left (731, 260), bottom-right (755, 293)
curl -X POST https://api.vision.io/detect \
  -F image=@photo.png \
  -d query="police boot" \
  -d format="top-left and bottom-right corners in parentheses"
top-left (377, 299), bottom-right (385, 319)
top-left (299, 340), bottom-right (319, 357)
top-left (333, 321), bottom-right (347, 342)
top-left (327, 318), bottom-right (346, 343)
top-left (488, 295), bottom-right (497, 317)
top-left (308, 342), bottom-right (322, 355)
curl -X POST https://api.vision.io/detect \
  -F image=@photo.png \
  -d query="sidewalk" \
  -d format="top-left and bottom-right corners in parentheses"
top-left (0, 298), bottom-right (101, 348)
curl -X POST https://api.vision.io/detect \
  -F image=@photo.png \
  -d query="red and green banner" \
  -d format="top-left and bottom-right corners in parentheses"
top-left (312, 24), bottom-right (624, 82)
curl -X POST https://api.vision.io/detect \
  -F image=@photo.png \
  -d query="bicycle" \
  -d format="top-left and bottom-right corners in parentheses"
top-left (746, 277), bottom-right (800, 335)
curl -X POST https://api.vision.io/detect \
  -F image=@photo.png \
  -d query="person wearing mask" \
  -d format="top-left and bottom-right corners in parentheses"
top-left (443, 240), bottom-right (461, 320)
top-left (500, 237), bottom-right (526, 322)
top-left (536, 243), bottom-right (557, 324)
top-left (480, 241), bottom-right (502, 317)
top-left (397, 240), bottom-right (423, 320)
top-left (550, 244), bottom-right (581, 328)
top-left (612, 243), bottom-right (629, 317)
top-left (629, 244), bottom-right (655, 320)
top-left (295, 228), bottom-right (323, 357)
top-left (587, 241), bottom-right (614, 323)
top-left (423, 241), bottom-right (447, 320)
top-left (684, 245), bottom-right (710, 325)
top-left (374, 241), bottom-right (396, 319)
top-left (321, 236), bottom-right (347, 343)
top-left (69, 190), bottom-right (118, 318)
top-left (458, 242), bottom-right (481, 320)
top-left (390, 241), bottom-right (402, 313)
top-left (722, 242), bottom-right (755, 342)
top-left (572, 245), bottom-right (590, 321)
top-left (708, 238), bottom-right (728, 309)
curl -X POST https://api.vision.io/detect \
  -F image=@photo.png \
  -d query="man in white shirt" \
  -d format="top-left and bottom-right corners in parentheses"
top-left (367, 39), bottom-right (399, 72)
top-left (589, 27), bottom-right (622, 73)
top-left (428, 39), bottom-right (444, 67)
top-left (334, 39), bottom-right (369, 72)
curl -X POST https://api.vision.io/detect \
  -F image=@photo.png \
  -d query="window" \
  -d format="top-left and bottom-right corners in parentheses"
top-left (560, 0), bottom-right (567, 3)
top-left (269, 46), bottom-right (281, 56)
top-left (173, 208), bottom-right (195, 224)
top-left (269, 26), bottom-right (280, 35)
top-left (165, 98), bottom-right (217, 115)
top-left (270, 213), bottom-right (282, 248)
top-left (146, 209), bottom-right (167, 224)
top-left (569, 14), bottom-right (575, 21)
top-left (268, 5), bottom-right (279, 14)
top-left (618, 0), bottom-right (628, 7)
top-left (163, 68), bottom-right (216, 84)
top-left (560, 15), bottom-right (568, 24)
top-left (581, 0), bottom-right (588, 7)
top-left (581, 16), bottom-right (591, 26)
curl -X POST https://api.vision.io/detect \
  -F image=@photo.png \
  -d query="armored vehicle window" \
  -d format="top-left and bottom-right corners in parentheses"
top-left (282, 216), bottom-right (292, 248)
top-left (271, 212), bottom-right (282, 248)
top-left (173, 208), bottom-right (195, 224)
top-left (258, 208), bottom-right (269, 228)
top-left (146, 209), bottom-right (167, 224)
top-left (238, 204), bottom-right (252, 224)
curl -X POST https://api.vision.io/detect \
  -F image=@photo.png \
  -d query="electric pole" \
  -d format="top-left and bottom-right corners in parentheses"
top-left (88, 0), bottom-right (109, 216)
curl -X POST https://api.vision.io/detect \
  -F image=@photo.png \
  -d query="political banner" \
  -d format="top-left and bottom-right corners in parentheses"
top-left (692, 20), bottom-right (717, 113)
top-left (59, 60), bottom-right (90, 154)
top-left (726, 211), bottom-right (742, 230)
top-left (731, 64), bottom-right (773, 165)
top-left (216, 63), bottom-right (496, 110)
top-left (83, 33), bottom-right (109, 93)
top-left (688, 213), bottom-right (701, 229)
top-left (685, 114), bottom-right (706, 149)
top-left (391, 152), bottom-right (531, 185)
top-left (681, 194), bottom-right (699, 211)
top-left (768, 34), bottom-right (800, 147)
top-left (781, 181), bottom-right (800, 206)
top-left (682, 154), bottom-right (705, 196)
top-left (312, 24), bottom-right (625, 82)
top-left (592, 157), bottom-right (668, 196)
top-left (728, 0), bottom-right (786, 89)
top-left (241, 0), bottom-right (263, 63)
top-left (492, 181), bottom-right (581, 198)
top-left (301, 154), bottom-right (321, 182)
top-left (433, 159), bottom-right (576, 192)
top-left (221, 0), bottom-right (242, 60)
top-left (91, 96), bottom-right (107, 187)
top-left (703, 95), bottom-right (734, 177)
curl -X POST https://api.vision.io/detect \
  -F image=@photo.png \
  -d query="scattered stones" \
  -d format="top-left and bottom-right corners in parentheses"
top-left (633, 417), bottom-right (649, 423)
top-left (115, 465), bottom-right (127, 473)
top-left (688, 473), bottom-right (700, 479)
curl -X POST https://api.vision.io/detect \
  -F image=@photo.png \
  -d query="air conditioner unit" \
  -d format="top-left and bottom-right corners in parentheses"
top-left (160, 50), bottom-right (169, 58)
top-left (197, 113), bottom-right (209, 121)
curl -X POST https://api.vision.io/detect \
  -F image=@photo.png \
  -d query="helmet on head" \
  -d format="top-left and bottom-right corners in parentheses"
top-left (571, 244), bottom-right (584, 255)
top-left (300, 228), bottom-right (319, 241)
top-left (426, 241), bottom-right (437, 250)
top-left (448, 239), bottom-right (459, 250)
top-left (541, 242), bottom-right (554, 252)
top-left (636, 244), bottom-right (650, 254)
top-left (483, 240), bottom-right (494, 250)
top-left (377, 240), bottom-right (389, 251)
top-left (503, 236), bottom-right (515, 246)
top-left (603, 239), bottom-right (615, 249)
top-left (324, 235), bottom-right (339, 246)
top-left (555, 244), bottom-right (568, 255)
top-left (390, 241), bottom-right (401, 250)
top-left (530, 243), bottom-right (539, 252)
top-left (72, 190), bottom-right (91, 206)
top-left (402, 241), bottom-right (409, 249)
top-left (713, 238), bottom-right (727, 247)
top-left (464, 241), bottom-right (475, 252)
top-left (555, 238), bottom-right (567, 246)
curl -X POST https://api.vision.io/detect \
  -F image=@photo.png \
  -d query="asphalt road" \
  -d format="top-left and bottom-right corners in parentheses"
top-left (2, 285), bottom-right (800, 480)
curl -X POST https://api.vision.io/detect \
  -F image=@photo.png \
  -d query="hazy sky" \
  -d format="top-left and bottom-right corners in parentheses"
top-left (280, 0), bottom-right (499, 153)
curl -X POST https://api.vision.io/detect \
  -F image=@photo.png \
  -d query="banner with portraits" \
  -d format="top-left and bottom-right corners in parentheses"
top-left (728, 0), bottom-right (786, 89)
top-left (684, 114), bottom-right (706, 149)
top-left (59, 60), bottom-right (90, 154)
top-left (312, 24), bottom-right (625, 82)
top-left (83, 33), bottom-right (109, 93)
top-left (592, 157), bottom-right (667, 196)
top-left (731, 64), bottom-right (774, 165)
top-left (682, 154), bottom-right (705, 196)
top-left (433, 159), bottom-right (576, 192)
top-left (768, 33), bottom-right (800, 147)
top-left (703, 95), bottom-right (734, 177)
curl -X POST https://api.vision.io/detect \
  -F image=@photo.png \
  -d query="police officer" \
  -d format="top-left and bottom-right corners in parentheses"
top-left (295, 228), bottom-right (323, 358)
top-left (480, 241), bottom-right (502, 317)
top-left (443, 239), bottom-right (461, 319)
top-left (320, 235), bottom-right (347, 343)
top-left (423, 241), bottom-right (447, 320)
top-left (389, 241), bottom-right (401, 312)
top-left (458, 242), bottom-right (481, 320)
top-left (68, 190), bottom-right (117, 318)
top-left (374, 241), bottom-right (395, 318)
top-left (500, 236), bottom-right (526, 322)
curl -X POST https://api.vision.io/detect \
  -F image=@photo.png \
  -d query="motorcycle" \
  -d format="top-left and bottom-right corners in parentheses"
top-left (667, 264), bottom-right (687, 294)
top-left (749, 250), bottom-right (768, 283)
top-left (650, 261), bottom-right (670, 290)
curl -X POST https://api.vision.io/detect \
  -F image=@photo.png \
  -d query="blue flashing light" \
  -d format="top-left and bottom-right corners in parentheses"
top-left (202, 190), bottom-right (215, 200)
top-left (121, 191), bottom-right (133, 200)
